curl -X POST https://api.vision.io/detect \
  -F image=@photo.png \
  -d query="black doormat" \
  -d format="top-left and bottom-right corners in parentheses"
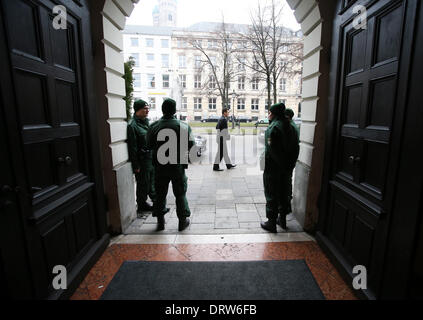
top-left (100, 260), bottom-right (325, 300)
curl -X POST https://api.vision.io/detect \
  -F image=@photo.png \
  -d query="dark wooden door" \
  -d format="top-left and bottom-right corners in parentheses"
top-left (0, 0), bottom-right (108, 299)
top-left (318, 0), bottom-right (419, 299)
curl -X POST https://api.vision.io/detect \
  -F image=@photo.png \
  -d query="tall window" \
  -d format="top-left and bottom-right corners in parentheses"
top-left (252, 77), bottom-right (259, 90)
top-left (147, 74), bottom-right (155, 88)
top-left (131, 53), bottom-right (140, 67)
top-left (238, 57), bottom-right (246, 71)
top-left (238, 76), bottom-right (245, 90)
top-left (179, 55), bottom-right (186, 68)
top-left (280, 78), bottom-right (286, 92)
top-left (146, 53), bottom-right (154, 62)
top-left (279, 99), bottom-right (286, 105)
top-left (194, 75), bottom-right (201, 89)
top-left (209, 75), bottom-right (216, 89)
top-left (161, 39), bottom-right (169, 48)
top-left (130, 37), bottom-right (139, 47)
top-left (161, 54), bottom-right (169, 68)
top-left (181, 97), bottom-right (187, 110)
top-left (194, 98), bottom-right (202, 110)
top-left (133, 73), bottom-right (141, 87)
top-left (146, 38), bottom-right (154, 47)
top-left (265, 99), bottom-right (271, 110)
top-left (194, 55), bottom-right (202, 68)
top-left (162, 75), bottom-right (170, 88)
top-left (208, 40), bottom-right (217, 48)
top-left (208, 98), bottom-right (217, 110)
top-left (177, 38), bottom-right (187, 48)
top-left (210, 56), bottom-right (217, 66)
top-left (149, 97), bottom-right (156, 109)
top-left (179, 74), bottom-right (186, 88)
top-left (237, 98), bottom-right (245, 110)
top-left (251, 99), bottom-right (259, 111)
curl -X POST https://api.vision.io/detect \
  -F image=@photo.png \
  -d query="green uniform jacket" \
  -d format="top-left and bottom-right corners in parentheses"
top-left (127, 115), bottom-right (153, 172)
top-left (264, 118), bottom-right (299, 174)
top-left (146, 115), bottom-right (195, 169)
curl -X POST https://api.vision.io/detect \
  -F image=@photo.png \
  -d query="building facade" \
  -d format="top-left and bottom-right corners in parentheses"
top-left (123, 22), bottom-right (303, 122)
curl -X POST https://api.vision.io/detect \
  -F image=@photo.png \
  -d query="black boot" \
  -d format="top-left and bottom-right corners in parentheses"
top-left (157, 216), bottom-right (165, 231)
top-left (277, 214), bottom-right (287, 230)
top-left (138, 202), bottom-right (153, 212)
top-left (178, 217), bottom-right (190, 231)
top-left (226, 164), bottom-right (237, 169)
top-left (260, 219), bottom-right (277, 233)
top-left (213, 165), bottom-right (223, 171)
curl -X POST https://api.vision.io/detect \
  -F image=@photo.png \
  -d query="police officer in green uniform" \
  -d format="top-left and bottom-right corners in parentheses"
top-left (127, 99), bottom-right (156, 213)
top-left (261, 103), bottom-right (299, 233)
top-left (276, 108), bottom-right (300, 228)
top-left (147, 98), bottom-right (195, 231)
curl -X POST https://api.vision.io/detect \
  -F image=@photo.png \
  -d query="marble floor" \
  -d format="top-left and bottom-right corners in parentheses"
top-left (71, 234), bottom-right (358, 300)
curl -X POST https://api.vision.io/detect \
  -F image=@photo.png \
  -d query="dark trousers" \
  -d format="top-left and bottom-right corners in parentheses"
top-left (263, 170), bottom-right (290, 221)
top-left (153, 166), bottom-right (191, 219)
top-left (135, 168), bottom-right (156, 209)
top-left (214, 136), bottom-right (231, 168)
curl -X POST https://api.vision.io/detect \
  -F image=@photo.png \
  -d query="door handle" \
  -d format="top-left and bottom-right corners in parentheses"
top-left (65, 156), bottom-right (73, 166)
top-left (348, 156), bottom-right (361, 164)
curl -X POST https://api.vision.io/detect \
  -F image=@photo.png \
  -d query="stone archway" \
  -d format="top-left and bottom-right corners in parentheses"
top-left (92, 0), bottom-right (336, 234)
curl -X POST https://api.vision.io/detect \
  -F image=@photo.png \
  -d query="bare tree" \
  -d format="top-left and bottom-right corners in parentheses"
top-left (239, 0), bottom-right (303, 106)
top-left (187, 19), bottom-right (241, 110)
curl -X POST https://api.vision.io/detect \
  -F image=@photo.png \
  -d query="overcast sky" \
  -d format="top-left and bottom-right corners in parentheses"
top-left (126, 0), bottom-right (301, 31)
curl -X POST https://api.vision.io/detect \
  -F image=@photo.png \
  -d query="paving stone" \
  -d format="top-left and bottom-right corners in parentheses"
top-left (189, 223), bottom-right (215, 230)
top-left (216, 194), bottom-right (235, 201)
top-left (192, 214), bottom-right (215, 223)
top-left (215, 208), bottom-right (237, 217)
top-left (236, 204), bottom-right (258, 212)
top-left (234, 196), bottom-right (254, 203)
top-left (216, 201), bottom-right (236, 209)
top-left (237, 211), bottom-right (261, 222)
top-left (193, 205), bottom-right (216, 213)
top-left (215, 217), bottom-right (240, 229)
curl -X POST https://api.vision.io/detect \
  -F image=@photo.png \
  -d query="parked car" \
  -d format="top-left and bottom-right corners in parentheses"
top-left (255, 118), bottom-right (269, 127)
top-left (201, 115), bottom-right (220, 123)
top-left (237, 115), bottom-right (252, 123)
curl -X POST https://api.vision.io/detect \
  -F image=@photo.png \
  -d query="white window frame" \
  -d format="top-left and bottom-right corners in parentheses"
top-left (179, 74), bottom-right (186, 88)
top-left (130, 53), bottom-right (140, 67)
top-left (147, 74), bottom-right (155, 88)
top-left (181, 97), bottom-right (187, 110)
top-left (237, 98), bottom-right (245, 110)
top-left (194, 97), bottom-right (202, 110)
top-left (161, 54), bottom-right (169, 68)
top-left (130, 37), bottom-right (139, 47)
top-left (179, 55), bottom-right (186, 68)
top-left (208, 98), bottom-right (217, 110)
top-left (133, 73), bottom-right (141, 88)
top-left (238, 76), bottom-right (245, 90)
top-left (252, 77), bottom-right (259, 90)
top-left (194, 74), bottom-right (201, 89)
top-left (161, 39), bottom-right (169, 48)
top-left (162, 74), bottom-right (170, 88)
top-left (146, 38), bottom-right (154, 47)
top-left (251, 98), bottom-right (259, 111)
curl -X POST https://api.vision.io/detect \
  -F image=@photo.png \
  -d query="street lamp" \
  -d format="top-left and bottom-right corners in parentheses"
top-left (230, 89), bottom-right (239, 129)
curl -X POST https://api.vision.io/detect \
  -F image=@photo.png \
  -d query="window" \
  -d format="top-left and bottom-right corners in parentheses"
top-left (194, 75), bottom-right (201, 89)
top-left (130, 37), bottom-right (139, 47)
top-left (133, 73), bottom-right (141, 87)
top-left (209, 98), bottom-right (217, 110)
top-left (238, 76), bottom-right (245, 90)
top-left (192, 39), bottom-right (202, 48)
top-left (168, 14), bottom-right (173, 21)
top-left (209, 75), bottom-right (216, 89)
top-left (238, 57), bottom-right (246, 71)
top-left (177, 38), bottom-right (187, 48)
top-left (146, 53), bottom-right (154, 62)
top-left (181, 97), bottom-right (187, 110)
top-left (280, 78), bottom-right (286, 92)
top-left (251, 99), bottom-right (259, 111)
top-left (179, 55), bottom-right (186, 68)
top-left (279, 99), bottom-right (286, 105)
top-left (162, 74), bottom-right (169, 88)
top-left (161, 54), bottom-right (169, 68)
top-left (194, 55), bottom-right (202, 68)
top-left (194, 97), bottom-right (202, 110)
top-left (237, 98), bottom-right (245, 110)
top-left (265, 99), bottom-right (271, 110)
top-left (210, 56), bottom-right (217, 66)
top-left (161, 39), bottom-right (169, 48)
top-left (149, 97), bottom-right (156, 109)
top-left (252, 77), bottom-right (259, 90)
top-left (130, 53), bottom-right (140, 67)
top-left (179, 74), bottom-right (186, 88)
top-left (146, 38), bottom-right (154, 47)
top-left (208, 40), bottom-right (217, 48)
top-left (147, 74), bottom-right (155, 88)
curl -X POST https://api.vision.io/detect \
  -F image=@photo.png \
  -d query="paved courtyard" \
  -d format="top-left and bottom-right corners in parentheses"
top-left (126, 133), bottom-right (303, 235)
